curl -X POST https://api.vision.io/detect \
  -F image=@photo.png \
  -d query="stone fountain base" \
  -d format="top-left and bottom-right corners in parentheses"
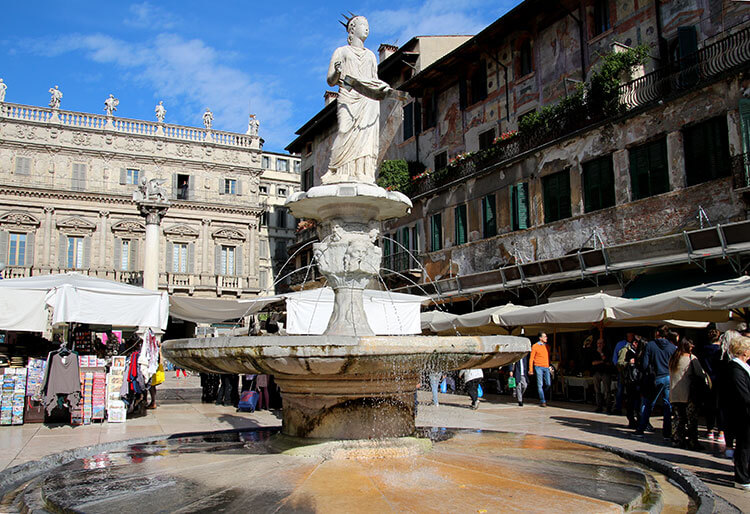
top-left (162, 334), bottom-right (529, 439)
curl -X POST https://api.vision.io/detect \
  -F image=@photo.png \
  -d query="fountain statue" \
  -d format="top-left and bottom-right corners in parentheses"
top-left (161, 14), bottom-right (529, 440)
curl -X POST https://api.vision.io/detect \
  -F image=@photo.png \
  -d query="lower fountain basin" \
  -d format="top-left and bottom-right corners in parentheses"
top-left (1, 428), bottom-right (697, 513)
top-left (162, 335), bottom-right (529, 439)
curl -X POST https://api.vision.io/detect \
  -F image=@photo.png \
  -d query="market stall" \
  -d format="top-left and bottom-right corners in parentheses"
top-left (0, 272), bottom-right (169, 426)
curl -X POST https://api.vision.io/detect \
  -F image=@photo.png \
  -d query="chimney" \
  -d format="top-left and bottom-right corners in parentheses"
top-left (378, 43), bottom-right (398, 62)
top-left (324, 91), bottom-right (338, 105)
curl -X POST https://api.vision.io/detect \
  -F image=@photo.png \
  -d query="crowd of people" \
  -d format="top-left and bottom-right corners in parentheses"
top-left (426, 325), bottom-right (750, 492)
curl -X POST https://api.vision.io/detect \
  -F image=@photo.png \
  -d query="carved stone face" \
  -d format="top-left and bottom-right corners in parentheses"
top-left (350, 16), bottom-right (369, 42)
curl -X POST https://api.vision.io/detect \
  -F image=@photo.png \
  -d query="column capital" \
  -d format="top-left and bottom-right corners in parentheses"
top-left (44, 206), bottom-right (55, 214)
top-left (202, 218), bottom-right (212, 226)
top-left (137, 201), bottom-right (170, 226)
top-left (99, 210), bottom-right (110, 218)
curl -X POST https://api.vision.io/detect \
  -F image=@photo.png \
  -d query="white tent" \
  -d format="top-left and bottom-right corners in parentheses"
top-left (169, 295), bottom-right (279, 324)
top-left (422, 303), bottom-right (527, 335)
top-left (612, 276), bottom-right (750, 323)
top-left (0, 272), bottom-right (169, 331)
top-left (285, 288), bottom-right (427, 335)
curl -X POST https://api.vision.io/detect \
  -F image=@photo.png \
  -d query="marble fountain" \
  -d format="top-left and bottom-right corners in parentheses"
top-left (0, 15), bottom-right (707, 513)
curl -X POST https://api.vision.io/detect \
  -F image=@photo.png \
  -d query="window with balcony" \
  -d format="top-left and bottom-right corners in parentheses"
top-left (434, 151), bottom-right (447, 172)
top-left (481, 194), bottom-right (497, 238)
top-left (116, 238), bottom-right (139, 271)
top-left (430, 213), bottom-right (442, 252)
top-left (172, 242), bottom-right (189, 273)
top-left (220, 245), bottom-right (236, 275)
top-left (262, 156), bottom-right (270, 169)
top-left (71, 163), bottom-right (87, 191)
top-left (629, 137), bottom-right (669, 200)
top-left (15, 157), bottom-right (31, 176)
top-left (67, 236), bottom-right (85, 269)
top-left (276, 159), bottom-right (289, 172)
top-left (683, 116), bottom-right (730, 186)
top-left (454, 204), bottom-right (467, 246)
top-left (593, 0), bottom-right (611, 36)
top-left (479, 129), bottom-right (495, 151)
top-left (583, 155), bottom-right (616, 212)
top-left (175, 174), bottom-right (191, 200)
top-left (542, 170), bottom-right (572, 223)
top-left (7, 233), bottom-right (26, 266)
top-left (223, 178), bottom-right (238, 195)
top-left (510, 182), bottom-right (529, 231)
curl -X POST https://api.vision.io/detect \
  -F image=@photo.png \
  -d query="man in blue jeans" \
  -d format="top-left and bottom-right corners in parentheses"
top-left (635, 326), bottom-right (676, 437)
top-left (528, 332), bottom-right (551, 406)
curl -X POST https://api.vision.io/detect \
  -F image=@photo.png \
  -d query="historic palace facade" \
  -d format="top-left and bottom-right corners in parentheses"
top-left (0, 99), bottom-right (299, 298)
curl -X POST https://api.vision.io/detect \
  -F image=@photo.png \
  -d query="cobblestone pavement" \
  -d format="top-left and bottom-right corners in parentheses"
top-left (0, 374), bottom-right (746, 511)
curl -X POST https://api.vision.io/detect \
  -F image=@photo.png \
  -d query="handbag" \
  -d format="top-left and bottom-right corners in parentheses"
top-left (151, 362), bottom-right (165, 386)
top-left (508, 376), bottom-right (516, 389)
top-left (689, 357), bottom-right (710, 404)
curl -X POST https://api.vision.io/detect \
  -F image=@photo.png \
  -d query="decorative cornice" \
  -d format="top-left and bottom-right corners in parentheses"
top-left (0, 186), bottom-right (264, 216)
top-left (211, 227), bottom-right (247, 241)
top-left (56, 216), bottom-right (96, 232)
top-left (163, 223), bottom-right (200, 239)
top-left (0, 210), bottom-right (41, 228)
top-left (111, 219), bottom-right (146, 234)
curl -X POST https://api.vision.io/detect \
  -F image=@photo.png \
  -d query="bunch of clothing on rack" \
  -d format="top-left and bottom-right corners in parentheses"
top-left (39, 343), bottom-right (81, 419)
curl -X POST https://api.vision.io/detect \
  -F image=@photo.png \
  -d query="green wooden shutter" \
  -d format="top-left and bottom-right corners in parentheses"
top-left (403, 103), bottom-right (414, 141)
top-left (215, 244), bottom-right (222, 275)
top-left (165, 241), bottom-right (173, 272)
top-left (454, 205), bottom-right (467, 246)
top-left (188, 176), bottom-right (194, 200)
top-left (119, 168), bottom-right (127, 185)
top-left (430, 213), bottom-right (442, 251)
top-left (188, 242), bottom-right (195, 274)
top-left (629, 145), bottom-right (648, 200)
top-left (130, 239), bottom-right (139, 271)
top-left (172, 174), bottom-right (178, 199)
top-left (649, 139), bottom-right (669, 196)
top-left (414, 100), bottom-right (422, 134)
top-left (219, 178), bottom-right (225, 195)
top-left (483, 194), bottom-right (497, 237)
top-left (58, 234), bottom-right (67, 268)
top-left (83, 236), bottom-right (91, 269)
top-left (236, 245), bottom-right (243, 275)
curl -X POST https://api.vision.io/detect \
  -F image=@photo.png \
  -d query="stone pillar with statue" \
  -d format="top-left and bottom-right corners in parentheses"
top-left (133, 178), bottom-right (170, 291)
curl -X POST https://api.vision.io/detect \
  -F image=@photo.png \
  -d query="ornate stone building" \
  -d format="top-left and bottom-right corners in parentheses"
top-left (0, 99), bottom-right (300, 298)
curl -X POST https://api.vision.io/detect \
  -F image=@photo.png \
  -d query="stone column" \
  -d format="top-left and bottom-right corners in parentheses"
top-left (42, 207), bottom-right (54, 269)
top-left (201, 219), bottom-right (211, 284)
top-left (247, 220), bottom-right (257, 278)
top-left (136, 202), bottom-right (169, 291)
top-left (98, 211), bottom-right (109, 269)
top-left (612, 149), bottom-right (630, 205)
top-left (667, 130), bottom-right (686, 190)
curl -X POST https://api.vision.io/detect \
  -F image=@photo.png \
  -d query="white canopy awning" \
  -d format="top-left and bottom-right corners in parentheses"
top-left (421, 303), bottom-right (527, 335)
top-left (612, 276), bottom-right (750, 322)
top-left (169, 295), bottom-right (280, 323)
top-left (0, 272), bottom-right (169, 331)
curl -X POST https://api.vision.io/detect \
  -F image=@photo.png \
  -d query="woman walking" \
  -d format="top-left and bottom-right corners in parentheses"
top-left (699, 329), bottom-right (725, 443)
top-left (669, 338), bottom-right (710, 450)
top-left (725, 336), bottom-right (750, 491)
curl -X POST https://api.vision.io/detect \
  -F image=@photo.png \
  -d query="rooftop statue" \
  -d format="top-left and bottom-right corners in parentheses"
top-left (104, 94), bottom-right (119, 116)
top-left (322, 15), bottom-right (407, 185)
top-left (247, 114), bottom-right (259, 136)
top-left (202, 108), bottom-right (213, 130)
top-left (0, 78), bottom-right (6, 102)
top-left (155, 101), bottom-right (166, 123)
top-left (48, 85), bottom-right (63, 109)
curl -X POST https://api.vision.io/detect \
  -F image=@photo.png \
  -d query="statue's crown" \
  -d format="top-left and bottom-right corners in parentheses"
top-left (339, 12), bottom-right (359, 31)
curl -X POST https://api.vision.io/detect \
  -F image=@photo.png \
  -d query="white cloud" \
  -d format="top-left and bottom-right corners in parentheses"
top-left (370, 0), bottom-right (515, 44)
top-left (124, 3), bottom-right (179, 30)
top-left (20, 33), bottom-right (294, 150)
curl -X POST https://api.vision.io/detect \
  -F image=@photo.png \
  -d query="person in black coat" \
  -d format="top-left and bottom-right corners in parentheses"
top-left (726, 336), bottom-right (750, 491)
top-left (508, 353), bottom-right (530, 407)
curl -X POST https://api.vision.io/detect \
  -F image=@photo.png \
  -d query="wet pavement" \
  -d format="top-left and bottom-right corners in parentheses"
top-left (0, 374), bottom-right (746, 512)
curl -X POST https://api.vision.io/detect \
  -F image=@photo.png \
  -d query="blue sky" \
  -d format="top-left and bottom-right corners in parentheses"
top-left (1, 1), bottom-right (521, 152)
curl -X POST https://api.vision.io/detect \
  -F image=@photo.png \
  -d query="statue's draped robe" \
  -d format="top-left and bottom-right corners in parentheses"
top-left (324, 45), bottom-right (390, 184)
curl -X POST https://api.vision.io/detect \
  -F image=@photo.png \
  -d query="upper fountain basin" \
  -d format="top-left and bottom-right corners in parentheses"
top-left (286, 182), bottom-right (412, 221)
top-left (161, 335), bottom-right (530, 376)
